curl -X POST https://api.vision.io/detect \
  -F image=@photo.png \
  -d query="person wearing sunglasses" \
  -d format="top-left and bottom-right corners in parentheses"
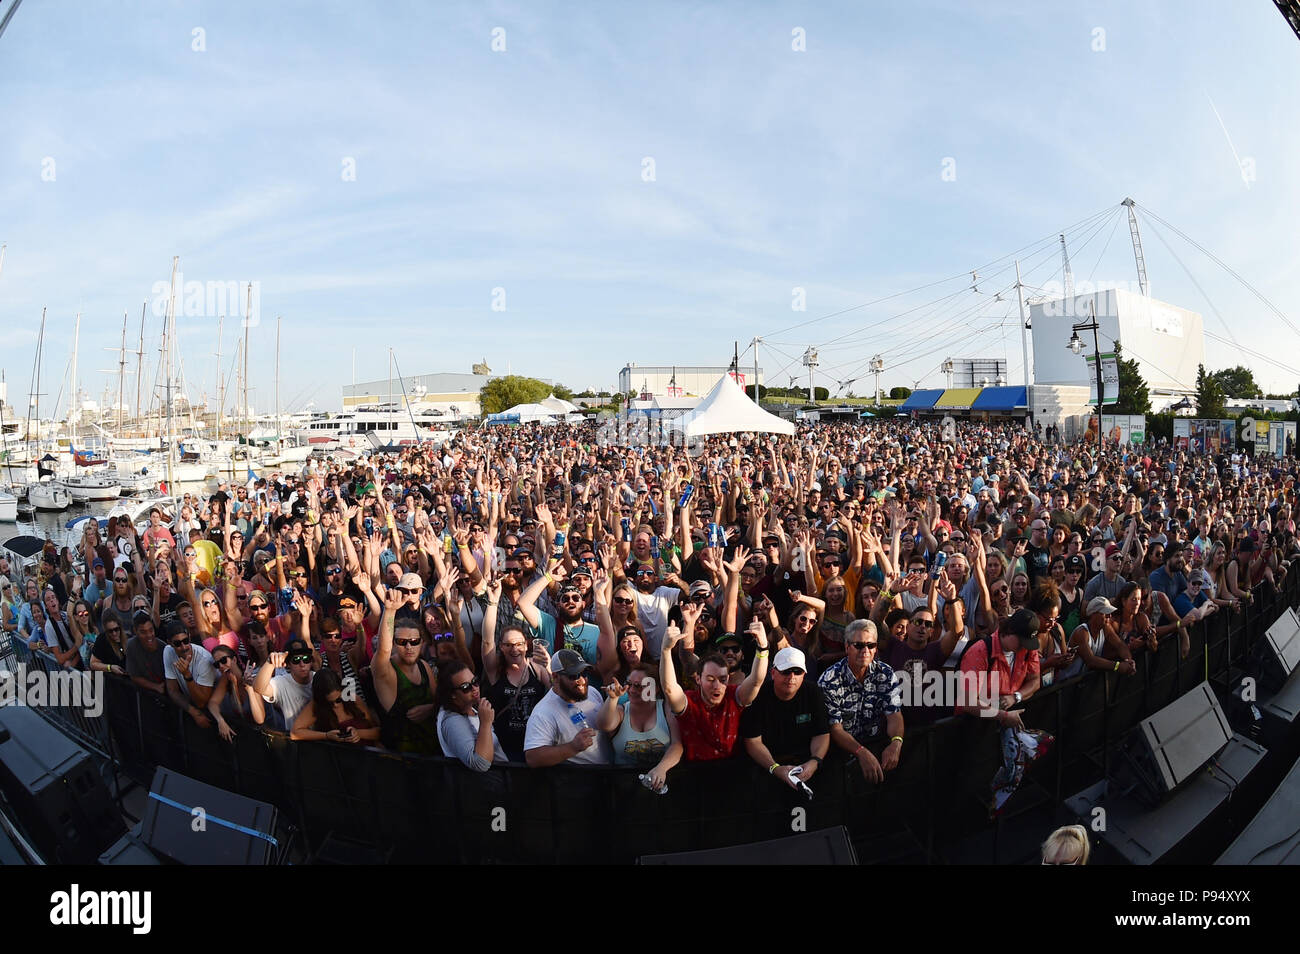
top-left (253, 637), bottom-right (318, 729)
top-left (162, 619), bottom-right (216, 728)
top-left (523, 649), bottom-right (613, 767)
top-left (516, 565), bottom-right (606, 667)
top-left (372, 590), bottom-right (441, 755)
top-left (89, 612), bottom-right (129, 678)
top-left (818, 620), bottom-right (904, 783)
top-left (206, 645), bottom-right (267, 741)
top-left (742, 645), bottom-right (831, 792)
top-left (597, 662), bottom-right (682, 789)
top-left (292, 668), bottom-right (380, 745)
top-left (434, 661), bottom-right (506, 770)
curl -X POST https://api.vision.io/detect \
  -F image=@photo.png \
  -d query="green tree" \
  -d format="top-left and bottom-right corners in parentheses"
top-left (889, 386), bottom-right (913, 400)
top-left (479, 375), bottom-right (552, 415)
top-left (1210, 365), bottom-right (1262, 399)
top-left (744, 385), bottom-right (768, 399)
top-left (552, 383), bottom-right (574, 402)
top-left (1195, 364), bottom-right (1226, 419)
top-left (1113, 344), bottom-right (1151, 415)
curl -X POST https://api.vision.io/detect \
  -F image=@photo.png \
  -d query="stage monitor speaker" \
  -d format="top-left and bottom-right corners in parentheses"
top-left (1253, 607), bottom-right (1300, 692)
top-left (0, 705), bottom-right (124, 863)
top-left (139, 767), bottom-right (281, 865)
top-left (1118, 682), bottom-right (1232, 806)
top-left (639, 826), bottom-right (857, 865)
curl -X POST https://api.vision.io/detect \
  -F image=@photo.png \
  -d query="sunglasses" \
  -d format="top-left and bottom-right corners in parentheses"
top-left (288, 653), bottom-right (312, 664)
top-left (104, 626), bottom-right (121, 634)
top-left (453, 677), bottom-right (478, 692)
top-left (911, 619), bottom-right (936, 628)
top-left (393, 636), bottom-right (423, 648)
top-left (214, 655), bottom-right (235, 666)
top-left (431, 632), bottom-right (455, 641)
top-left (171, 638), bottom-right (190, 648)
top-left (558, 594), bottom-right (583, 603)
top-left (326, 567), bottom-right (342, 576)
top-left (778, 667), bottom-right (806, 677)
top-left (249, 602), bottom-right (269, 610)
top-left (848, 641), bottom-right (877, 650)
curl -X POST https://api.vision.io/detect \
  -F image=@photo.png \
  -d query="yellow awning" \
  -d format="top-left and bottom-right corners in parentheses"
top-left (934, 388), bottom-right (982, 410)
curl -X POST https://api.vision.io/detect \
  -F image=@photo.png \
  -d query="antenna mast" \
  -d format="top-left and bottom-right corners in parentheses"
top-left (1121, 197), bottom-right (1150, 296)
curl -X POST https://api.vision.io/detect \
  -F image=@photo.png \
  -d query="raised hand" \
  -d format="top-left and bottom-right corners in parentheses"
top-left (269, 651), bottom-right (288, 670)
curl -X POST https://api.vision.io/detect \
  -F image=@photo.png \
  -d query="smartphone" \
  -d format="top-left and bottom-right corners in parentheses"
top-left (363, 517), bottom-right (375, 535)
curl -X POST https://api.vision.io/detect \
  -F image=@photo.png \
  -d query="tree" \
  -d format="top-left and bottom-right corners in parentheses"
top-left (479, 375), bottom-right (552, 415)
top-left (1210, 365), bottom-right (1262, 399)
top-left (744, 385), bottom-right (768, 399)
top-left (552, 383), bottom-right (574, 402)
top-left (889, 386), bottom-right (912, 400)
top-left (812, 387), bottom-right (829, 402)
top-left (1113, 343), bottom-right (1151, 415)
top-left (1195, 364), bottom-right (1226, 419)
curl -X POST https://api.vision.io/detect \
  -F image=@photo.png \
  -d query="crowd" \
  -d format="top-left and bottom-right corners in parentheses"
top-left (1, 416), bottom-right (1296, 809)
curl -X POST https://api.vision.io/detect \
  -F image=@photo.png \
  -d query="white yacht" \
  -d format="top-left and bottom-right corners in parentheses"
top-left (296, 404), bottom-right (456, 450)
top-left (60, 471), bottom-right (123, 502)
top-left (29, 480), bottom-right (71, 511)
top-left (0, 490), bottom-right (16, 522)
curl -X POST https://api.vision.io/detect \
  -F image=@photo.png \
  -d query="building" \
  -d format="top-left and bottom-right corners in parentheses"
top-left (1029, 288), bottom-right (1204, 411)
top-left (342, 371), bottom-right (496, 419)
top-left (617, 364), bottom-right (764, 399)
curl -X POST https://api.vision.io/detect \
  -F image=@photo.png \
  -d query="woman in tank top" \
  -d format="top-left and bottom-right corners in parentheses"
top-left (596, 662), bottom-right (681, 793)
top-left (482, 581), bottom-right (551, 761)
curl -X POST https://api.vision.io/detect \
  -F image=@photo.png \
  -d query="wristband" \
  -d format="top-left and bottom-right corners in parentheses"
top-left (880, 590), bottom-right (893, 600)
top-left (1113, 660), bottom-right (1120, 672)
top-left (768, 763), bottom-right (779, 775)
top-left (890, 735), bottom-right (904, 746)
top-left (756, 649), bottom-right (769, 658)
top-left (853, 745), bottom-right (865, 756)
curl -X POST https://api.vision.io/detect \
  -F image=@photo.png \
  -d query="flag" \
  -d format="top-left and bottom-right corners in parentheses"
top-left (246, 465), bottom-right (259, 485)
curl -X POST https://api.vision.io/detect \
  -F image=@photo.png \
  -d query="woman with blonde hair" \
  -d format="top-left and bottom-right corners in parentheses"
top-left (1041, 824), bottom-right (1090, 864)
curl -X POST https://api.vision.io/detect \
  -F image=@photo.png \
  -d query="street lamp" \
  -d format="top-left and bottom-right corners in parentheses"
top-left (1067, 302), bottom-right (1105, 447)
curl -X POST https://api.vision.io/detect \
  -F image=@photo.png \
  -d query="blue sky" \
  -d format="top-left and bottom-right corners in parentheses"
top-left (2, 0), bottom-right (1299, 415)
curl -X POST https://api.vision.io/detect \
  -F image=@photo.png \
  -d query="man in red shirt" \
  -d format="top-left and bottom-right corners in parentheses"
top-left (660, 618), bottom-right (769, 761)
top-left (955, 608), bottom-right (1041, 731)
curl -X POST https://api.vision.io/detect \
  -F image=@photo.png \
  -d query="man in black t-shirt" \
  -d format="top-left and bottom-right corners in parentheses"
top-left (741, 647), bottom-right (830, 792)
top-left (1023, 519), bottom-right (1051, 586)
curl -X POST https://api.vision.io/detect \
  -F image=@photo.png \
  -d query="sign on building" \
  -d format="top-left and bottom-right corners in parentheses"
top-left (1099, 414), bottom-right (1146, 445)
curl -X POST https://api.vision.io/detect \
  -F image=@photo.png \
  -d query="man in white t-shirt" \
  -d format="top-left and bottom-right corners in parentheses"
top-left (523, 650), bottom-right (613, 766)
top-left (162, 620), bottom-right (217, 729)
top-left (252, 637), bottom-right (316, 727)
top-left (629, 565), bottom-right (683, 659)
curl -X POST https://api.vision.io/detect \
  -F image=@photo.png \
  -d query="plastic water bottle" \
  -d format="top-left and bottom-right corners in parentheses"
top-left (639, 773), bottom-right (668, 796)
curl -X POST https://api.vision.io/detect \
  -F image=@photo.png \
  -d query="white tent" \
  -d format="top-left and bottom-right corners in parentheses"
top-left (485, 402), bottom-right (564, 424)
top-left (666, 374), bottom-right (796, 437)
top-left (540, 394), bottom-right (581, 414)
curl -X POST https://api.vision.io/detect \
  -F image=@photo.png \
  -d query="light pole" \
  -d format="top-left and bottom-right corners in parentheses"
top-left (1067, 301), bottom-right (1104, 448)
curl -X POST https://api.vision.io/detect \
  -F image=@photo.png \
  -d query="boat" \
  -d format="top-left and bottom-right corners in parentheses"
top-left (59, 472), bottom-right (123, 502)
top-left (0, 490), bottom-right (16, 522)
top-left (115, 470), bottom-right (158, 494)
top-left (28, 480), bottom-right (71, 511)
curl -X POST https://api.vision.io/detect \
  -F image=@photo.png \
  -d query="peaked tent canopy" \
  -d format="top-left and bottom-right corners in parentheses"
top-left (666, 374), bottom-right (796, 437)
top-left (485, 402), bottom-right (564, 424)
top-left (540, 394), bottom-right (580, 414)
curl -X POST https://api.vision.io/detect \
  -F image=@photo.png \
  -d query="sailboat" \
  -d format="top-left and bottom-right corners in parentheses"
top-left (24, 309), bottom-right (70, 511)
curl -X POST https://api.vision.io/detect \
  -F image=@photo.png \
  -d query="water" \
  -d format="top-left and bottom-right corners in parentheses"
top-left (4, 499), bottom-right (131, 552)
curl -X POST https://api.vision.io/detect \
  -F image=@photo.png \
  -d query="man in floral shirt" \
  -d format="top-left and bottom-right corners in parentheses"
top-left (818, 619), bottom-right (904, 784)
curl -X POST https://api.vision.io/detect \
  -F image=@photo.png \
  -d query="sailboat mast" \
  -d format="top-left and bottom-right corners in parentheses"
top-left (242, 282), bottom-right (251, 437)
top-left (116, 311), bottom-right (127, 434)
top-left (215, 315), bottom-right (223, 442)
top-left (136, 301), bottom-right (146, 436)
top-left (164, 257), bottom-right (178, 493)
top-left (27, 307), bottom-right (46, 468)
top-left (275, 315), bottom-right (281, 448)
top-left (68, 311), bottom-right (80, 432)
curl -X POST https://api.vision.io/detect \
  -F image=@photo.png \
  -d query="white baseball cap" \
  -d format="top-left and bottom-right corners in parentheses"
top-left (772, 647), bottom-right (807, 672)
